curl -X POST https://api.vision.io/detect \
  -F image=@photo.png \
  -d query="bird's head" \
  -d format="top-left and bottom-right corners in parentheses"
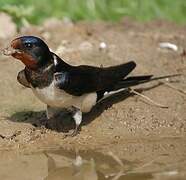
top-left (4, 36), bottom-right (52, 70)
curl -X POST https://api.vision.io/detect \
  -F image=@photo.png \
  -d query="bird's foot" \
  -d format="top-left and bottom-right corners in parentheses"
top-left (63, 126), bottom-right (79, 137)
top-left (62, 106), bottom-right (82, 137)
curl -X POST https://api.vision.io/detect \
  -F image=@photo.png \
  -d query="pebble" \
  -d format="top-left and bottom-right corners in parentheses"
top-left (159, 42), bottom-right (178, 52)
top-left (99, 42), bottom-right (107, 51)
top-left (100, 42), bottom-right (106, 48)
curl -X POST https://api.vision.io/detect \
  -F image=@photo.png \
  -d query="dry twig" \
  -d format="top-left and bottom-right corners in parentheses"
top-left (129, 88), bottom-right (168, 108)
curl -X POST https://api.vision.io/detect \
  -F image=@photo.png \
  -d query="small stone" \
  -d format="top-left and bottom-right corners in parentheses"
top-left (114, 135), bottom-right (120, 139)
top-left (100, 42), bottom-right (107, 49)
top-left (99, 42), bottom-right (108, 51)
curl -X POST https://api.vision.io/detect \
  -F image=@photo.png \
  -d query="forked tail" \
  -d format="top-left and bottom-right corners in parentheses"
top-left (98, 73), bottom-right (180, 102)
top-left (113, 74), bottom-right (180, 91)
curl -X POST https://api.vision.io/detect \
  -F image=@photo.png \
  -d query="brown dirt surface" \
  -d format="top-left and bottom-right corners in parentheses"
top-left (0, 18), bottom-right (186, 179)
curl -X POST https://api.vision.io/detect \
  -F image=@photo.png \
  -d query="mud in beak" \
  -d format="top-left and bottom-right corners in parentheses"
top-left (1, 38), bottom-right (22, 57)
top-left (1, 45), bottom-right (21, 56)
top-left (2, 38), bottom-right (37, 69)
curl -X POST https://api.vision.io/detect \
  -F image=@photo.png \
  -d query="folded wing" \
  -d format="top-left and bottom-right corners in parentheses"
top-left (54, 60), bottom-right (136, 96)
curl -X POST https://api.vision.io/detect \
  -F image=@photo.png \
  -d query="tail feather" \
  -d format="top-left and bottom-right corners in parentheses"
top-left (97, 73), bottom-right (181, 102)
top-left (96, 59), bottom-right (181, 102)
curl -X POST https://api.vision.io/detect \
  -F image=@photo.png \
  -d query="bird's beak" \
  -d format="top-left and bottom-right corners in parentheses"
top-left (2, 38), bottom-right (37, 70)
top-left (2, 38), bottom-right (22, 57)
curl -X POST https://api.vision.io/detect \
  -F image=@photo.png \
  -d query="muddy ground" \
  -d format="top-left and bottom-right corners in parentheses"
top-left (0, 18), bottom-right (186, 179)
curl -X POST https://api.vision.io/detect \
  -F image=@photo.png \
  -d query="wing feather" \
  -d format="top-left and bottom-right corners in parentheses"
top-left (54, 57), bottom-right (136, 96)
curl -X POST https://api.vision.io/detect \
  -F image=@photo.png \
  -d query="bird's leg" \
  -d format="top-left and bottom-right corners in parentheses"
top-left (72, 108), bottom-right (82, 136)
top-left (46, 106), bottom-right (82, 136)
top-left (46, 105), bottom-right (52, 119)
top-left (65, 107), bottom-right (82, 137)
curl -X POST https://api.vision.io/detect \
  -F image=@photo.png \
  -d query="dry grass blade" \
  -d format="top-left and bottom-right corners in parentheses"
top-left (129, 88), bottom-right (168, 108)
top-left (133, 158), bottom-right (157, 171)
top-left (108, 151), bottom-right (124, 167)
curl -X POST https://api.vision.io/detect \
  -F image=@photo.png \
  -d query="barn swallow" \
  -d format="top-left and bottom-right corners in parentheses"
top-left (3, 36), bottom-right (178, 136)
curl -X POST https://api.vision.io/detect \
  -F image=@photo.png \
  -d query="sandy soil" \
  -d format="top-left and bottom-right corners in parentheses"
top-left (0, 18), bottom-right (186, 179)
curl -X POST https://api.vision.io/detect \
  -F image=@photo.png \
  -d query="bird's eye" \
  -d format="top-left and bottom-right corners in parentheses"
top-left (24, 43), bottom-right (33, 48)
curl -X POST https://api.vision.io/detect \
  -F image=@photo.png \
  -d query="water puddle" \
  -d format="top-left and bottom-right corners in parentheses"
top-left (0, 146), bottom-right (185, 180)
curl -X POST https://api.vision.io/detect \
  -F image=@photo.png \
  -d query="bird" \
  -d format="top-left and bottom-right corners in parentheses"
top-left (3, 36), bottom-right (177, 136)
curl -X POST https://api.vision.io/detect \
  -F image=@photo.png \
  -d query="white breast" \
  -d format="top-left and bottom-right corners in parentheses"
top-left (31, 82), bottom-right (97, 113)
